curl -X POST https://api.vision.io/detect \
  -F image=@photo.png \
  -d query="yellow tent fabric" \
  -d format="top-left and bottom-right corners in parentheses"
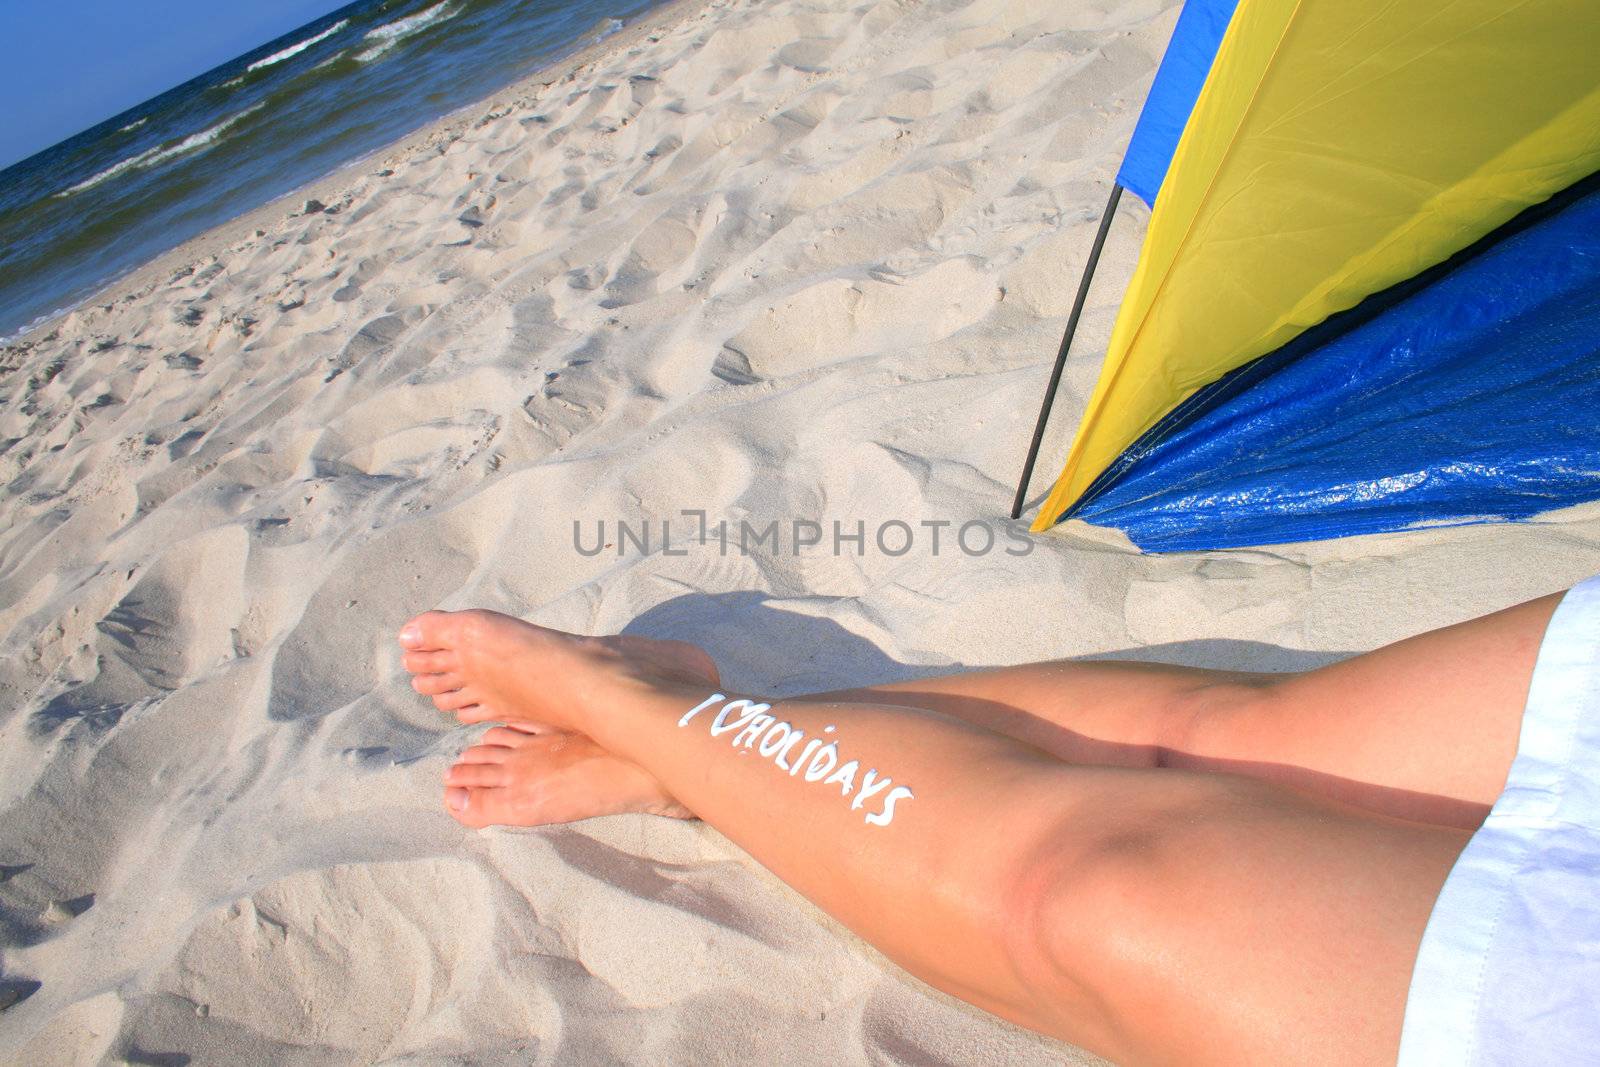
top-left (1034, 0), bottom-right (1600, 532)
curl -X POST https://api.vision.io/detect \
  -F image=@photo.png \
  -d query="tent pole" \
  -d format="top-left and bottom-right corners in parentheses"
top-left (1010, 182), bottom-right (1124, 521)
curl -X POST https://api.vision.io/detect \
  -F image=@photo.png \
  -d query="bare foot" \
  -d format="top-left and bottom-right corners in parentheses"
top-left (398, 608), bottom-right (718, 828)
top-left (397, 608), bottom-right (719, 729)
top-left (442, 723), bottom-right (693, 828)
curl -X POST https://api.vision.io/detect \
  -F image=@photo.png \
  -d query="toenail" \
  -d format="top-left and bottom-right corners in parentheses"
top-left (399, 623), bottom-right (421, 646)
top-left (447, 790), bottom-right (468, 812)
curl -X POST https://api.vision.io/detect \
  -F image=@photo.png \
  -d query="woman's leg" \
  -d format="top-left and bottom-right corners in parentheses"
top-left (415, 590), bottom-right (1563, 829)
top-left (399, 610), bottom-right (1469, 1065)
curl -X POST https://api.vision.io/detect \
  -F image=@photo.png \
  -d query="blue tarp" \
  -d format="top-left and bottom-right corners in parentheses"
top-left (1071, 180), bottom-right (1600, 552)
top-left (1114, 0), bottom-right (1237, 205)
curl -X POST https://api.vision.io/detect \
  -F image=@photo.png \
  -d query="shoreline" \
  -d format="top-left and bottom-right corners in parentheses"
top-left (3, 0), bottom-right (711, 350)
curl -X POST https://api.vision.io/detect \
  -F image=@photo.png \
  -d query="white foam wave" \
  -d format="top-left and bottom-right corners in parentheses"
top-left (355, 1), bottom-right (458, 62)
top-left (56, 103), bottom-right (265, 198)
top-left (247, 19), bottom-right (349, 73)
top-left (118, 117), bottom-right (148, 133)
top-left (589, 17), bottom-right (625, 43)
top-left (1, 302), bottom-right (79, 345)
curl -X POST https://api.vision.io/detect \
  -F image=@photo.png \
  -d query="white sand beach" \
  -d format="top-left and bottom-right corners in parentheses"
top-left (3, 0), bottom-right (1598, 1060)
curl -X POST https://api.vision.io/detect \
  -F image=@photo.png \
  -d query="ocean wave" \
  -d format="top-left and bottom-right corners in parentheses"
top-left (355, 1), bottom-right (459, 62)
top-left (1, 301), bottom-right (79, 344)
top-left (55, 103), bottom-right (265, 198)
top-left (310, 50), bottom-right (351, 73)
top-left (588, 17), bottom-right (625, 44)
top-left (118, 117), bottom-right (148, 133)
top-left (246, 19), bottom-right (349, 73)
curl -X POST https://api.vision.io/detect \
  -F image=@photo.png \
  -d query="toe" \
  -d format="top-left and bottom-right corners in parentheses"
top-left (457, 743), bottom-right (511, 764)
top-left (400, 609), bottom-right (457, 651)
top-left (411, 673), bottom-right (462, 696)
top-left (432, 688), bottom-right (480, 712)
top-left (448, 786), bottom-right (517, 829)
top-left (454, 704), bottom-right (497, 725)
top-left (480, 724), bottom-right (543, 747)
top-left (444, 786), bottom-right (489, 827)
top-left (446, 762), bottom-right (510, 788)
top-left (403, 650), bottom-right (458, 674)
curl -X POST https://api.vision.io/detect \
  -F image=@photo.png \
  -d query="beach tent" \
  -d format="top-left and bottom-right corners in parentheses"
top-left (1012, 0), bottom-right (1600, 552)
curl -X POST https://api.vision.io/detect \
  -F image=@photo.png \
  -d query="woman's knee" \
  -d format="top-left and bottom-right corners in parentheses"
top-left (1011, 780), bottom-right (1257, 998)
top-left (1157, 676), bottom-right (1290, 768)
top-left (997, 782), bottom-right (1262, 1057)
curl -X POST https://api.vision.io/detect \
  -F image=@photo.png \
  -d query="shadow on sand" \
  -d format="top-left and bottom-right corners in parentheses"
top-left (620, 590), bottom-right (1347, 693)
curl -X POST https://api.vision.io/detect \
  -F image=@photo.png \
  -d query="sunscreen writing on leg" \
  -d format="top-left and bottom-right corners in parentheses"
top-left (677, 694), bottom-right (915, 827)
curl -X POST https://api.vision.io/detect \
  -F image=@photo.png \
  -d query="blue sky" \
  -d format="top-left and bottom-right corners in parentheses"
top-left (1, 0), bottom-right (350, 169)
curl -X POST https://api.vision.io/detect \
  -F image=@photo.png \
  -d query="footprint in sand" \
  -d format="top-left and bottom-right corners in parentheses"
top-left (324, 310), bottom-right (418, 382)
top-left (719, 257), bottom-right (995, 379)
top-left (131, 860), bottom-right (502, 1058)
top-left (600, 212), bottom-right (700, 305)
top-left (522, 346), bottom-right (613, 448)
top-left (85, 525), bottom-right (249, 697)
top-left (332, 256), bottom-right (386, 303)
top-left (773, 36), bottom-right (839, 74)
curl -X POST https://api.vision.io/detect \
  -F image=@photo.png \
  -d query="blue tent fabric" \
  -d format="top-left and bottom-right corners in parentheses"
top-left (1070, 180), bottom-right (1600, 552)
top-left (1114, 0), bottom-right (1237, 206)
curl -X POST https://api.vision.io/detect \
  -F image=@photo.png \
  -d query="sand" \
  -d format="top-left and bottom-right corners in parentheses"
top-left (2, 0), bottom-right (1598, 1061)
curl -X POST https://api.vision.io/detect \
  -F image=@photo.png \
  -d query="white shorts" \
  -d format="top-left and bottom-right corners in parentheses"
top-left (1398, 574), bottom-right (1600, 1065)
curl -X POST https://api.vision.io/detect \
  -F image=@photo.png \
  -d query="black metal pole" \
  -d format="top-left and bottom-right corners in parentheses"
top-left (1010, 182), bottom-right (1124, 521)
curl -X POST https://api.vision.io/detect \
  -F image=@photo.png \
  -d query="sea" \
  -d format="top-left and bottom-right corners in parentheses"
top-left (0, 0), bottom-right (669, 340)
